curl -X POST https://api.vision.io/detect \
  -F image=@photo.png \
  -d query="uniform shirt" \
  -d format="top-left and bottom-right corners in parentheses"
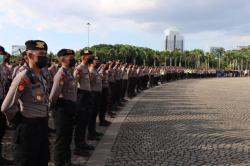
top-left (142, 68), bottom-right (147, 76)
top-left (117, 68), bottom-right (123, 80)
top-left (127, 68), bottom-right (132, 78)
top-left (131, 68), bottom-right (137, 78)
top-left (122, 67), bottom-right (129, 80)
top-left (42, 67), bottom-right (53, 92)
top-left (0, 63), bottom-right (13, 79)
top-left (48, 63), bottom-right (58, 79)
top-left (74, 64), bottom-right (91, 91)
top-left (115, 68), bottom-right (120, 81)
top-left (12, 63), bottom-right (30, 81)
top-left (0, 63), bottom-right (13, 99)
top-left (137, 68), bottom-right (143, 77)
top-left (0, 66), bottom-right (7, 100)
top-left (12, 65), bottom-right (21, 79)
top-left (89, 66), bottom-right (102, 92)
top-left (149, 69), bottom-right (153, 76)
top-left (1, 69), bottom-right (48, 122)
top-left (108, 68), bottom-right (116, 83)
top-left (102, 70), bottom-right (109, 88)
top-left (49, 67), bottom-right (77, 104)
top-left (18, 63), bottom-right (29, 73)
top-left (112, 65), bottom-right (120, 81)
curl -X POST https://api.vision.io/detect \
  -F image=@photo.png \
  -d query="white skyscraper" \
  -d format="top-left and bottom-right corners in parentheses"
top-left (165, 31), bottom-right (184, 52)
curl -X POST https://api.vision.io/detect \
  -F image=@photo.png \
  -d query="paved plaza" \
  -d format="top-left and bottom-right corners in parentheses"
top-left (3, 78), bottom-right (250, 166)
top-left (90, 78), bottom-right (250, 166)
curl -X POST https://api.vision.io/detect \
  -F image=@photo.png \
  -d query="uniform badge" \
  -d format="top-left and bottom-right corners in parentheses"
top-left (36, 42), bottom-right (45, 49)
top-left (18, 85), bottom-right (25, 92)
top-left (37, 95), bottom-right (42, 101)
top-left (35, 89), bottom-right (44, 102)
top-left (18, 77), bottom-right (30, 92)
top-left (60, 80), bottom-right (64, 85)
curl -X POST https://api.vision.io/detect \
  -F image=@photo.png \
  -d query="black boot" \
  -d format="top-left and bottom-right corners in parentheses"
top-left (100, 120), bottom-right (111, 127)
top-left (74, 148), bottom-right (91, 157)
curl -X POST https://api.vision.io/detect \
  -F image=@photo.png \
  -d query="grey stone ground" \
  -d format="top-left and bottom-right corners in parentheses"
top-left (104, 78), bottom-right (250, 166)
top-left (3, 78), bottom-right (250, 166)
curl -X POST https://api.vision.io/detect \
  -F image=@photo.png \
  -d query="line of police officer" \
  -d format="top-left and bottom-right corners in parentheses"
top-left (0, 40), bottom-right (217, 166)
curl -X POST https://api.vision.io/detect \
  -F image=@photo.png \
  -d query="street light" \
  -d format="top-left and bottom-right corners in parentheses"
top-left (86, 22), bottom-right (91, 48)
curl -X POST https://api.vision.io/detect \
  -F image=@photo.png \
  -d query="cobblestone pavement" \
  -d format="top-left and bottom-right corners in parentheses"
top-left (105, 78), bottom-right (250, 166)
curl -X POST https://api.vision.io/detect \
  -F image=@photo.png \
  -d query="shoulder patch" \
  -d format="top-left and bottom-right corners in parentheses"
top-left (60, 73), bottom-right (66, 85)
top-left (18, 77), bottom-right (30, 92)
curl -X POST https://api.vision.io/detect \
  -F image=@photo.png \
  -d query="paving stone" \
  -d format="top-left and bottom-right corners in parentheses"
top-left (105, 78), bottom-right (250, 166)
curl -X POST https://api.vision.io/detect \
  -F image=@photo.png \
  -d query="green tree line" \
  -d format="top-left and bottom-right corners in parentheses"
top-left (13, 44), bottom-right (250, 70)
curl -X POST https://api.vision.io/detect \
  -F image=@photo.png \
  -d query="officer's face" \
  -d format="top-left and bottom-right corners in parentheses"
top-left (93, 59), bottom-right (98, 66)
top-left (28, 50), bottom-right (47, 63)
top-left (81, 55), bottom-right (88, 63)
top-left (63, 54), bottom-right (74, 66)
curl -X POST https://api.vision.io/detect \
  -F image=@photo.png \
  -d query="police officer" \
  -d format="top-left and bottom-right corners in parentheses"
top-left (127, 64), bottom-right (133, 98)
top-left (116, 63), bottom-right (123, 105)
top-left (48, 60), bottom-right (58, 79)
top-left (136, 66), bottom-right (143, 92)
top-left (0, 46), bottom-right (13, 165)
top-left (88, 56), bottom-right (104, 141)
top-left (113, 61), bottom-right (120, 107)
top-left (1, 40), bottom-right (49, 166)
top-left (74, 49), bottom-right (95, 156)
top-left (99, 62), bottom-right (111, 126)
top-left (121, 63), bottom-right (128, 102)
top-left (107, 61), bottom-right (117, 117)
top-left (49, 49), bottom-right (77, 166)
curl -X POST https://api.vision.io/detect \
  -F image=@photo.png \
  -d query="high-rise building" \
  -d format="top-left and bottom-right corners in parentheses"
top-left (165, 31), bottom-right (184, 52)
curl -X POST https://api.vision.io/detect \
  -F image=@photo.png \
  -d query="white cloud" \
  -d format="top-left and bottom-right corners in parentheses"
top-left (0, 0), bottom-right (250, 50)
top-left (98, 0), bottom-right (157, 14)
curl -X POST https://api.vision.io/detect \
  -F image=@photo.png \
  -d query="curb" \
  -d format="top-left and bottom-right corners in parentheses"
top-left (85, 89), bottom-right (148, 166)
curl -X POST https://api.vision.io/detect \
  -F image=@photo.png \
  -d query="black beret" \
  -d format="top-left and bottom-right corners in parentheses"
top-left (88, 55), bottom-right (99, 63)
top-left (0, 46), bottom-right (6, 54)
top-left (57, 49), bottom-right (75, 57)
top-left (80, 49), bottom-right (93, 56)
top-left (25, 40), bottom-right (48, 51)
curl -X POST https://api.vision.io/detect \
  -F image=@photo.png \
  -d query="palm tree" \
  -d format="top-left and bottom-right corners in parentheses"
top-left (190, 49), bottom-right (204, 68)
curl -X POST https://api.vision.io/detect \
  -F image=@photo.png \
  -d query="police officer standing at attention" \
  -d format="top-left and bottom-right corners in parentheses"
top-left (1, 40), bottom-right (49, 166)
top-left (99, 62), bottom-right (111, 126)
top-left (88, 56), bottom-right (104, 141)
top-left (74, 49), bottom-right (95, 156)
top-left (121, 63), bottom-right (128, 102)
top-left (0, 46), bottom-right (13, 165)
top-left (49, 49), bottom-right (77, 166)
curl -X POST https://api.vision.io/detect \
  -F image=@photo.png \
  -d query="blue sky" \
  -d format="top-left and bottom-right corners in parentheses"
top-left (1, 0), bottom-right (250, 53)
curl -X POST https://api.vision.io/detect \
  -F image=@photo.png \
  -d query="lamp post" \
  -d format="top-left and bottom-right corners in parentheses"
top-left (86, 22), bottom-right (91, 48)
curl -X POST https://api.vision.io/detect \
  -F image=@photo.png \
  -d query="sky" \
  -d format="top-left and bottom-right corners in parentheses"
top-left (1, 0), bottom-right (250, 53)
